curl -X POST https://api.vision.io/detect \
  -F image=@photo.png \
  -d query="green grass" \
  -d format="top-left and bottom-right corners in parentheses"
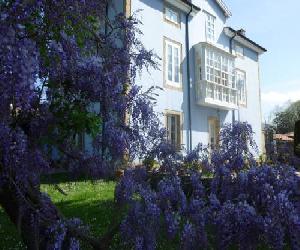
top-left (0, 175), bottom-right (124, 250)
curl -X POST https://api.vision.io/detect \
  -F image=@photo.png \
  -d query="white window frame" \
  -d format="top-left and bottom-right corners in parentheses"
top-left (236, 69), bottom-right (247, 106)
top-left (208, 117), bottom-right (220, 149)
top-left (166, 112), bottom-right (181, 149)
top-left (205, 12), bottom-right (216, 43)
top-left (205, 48), bottom-right (235, 88)
top-left (164, 5), bottom-right (180, 26)
top-left (164, 38), bottom-right (182, 88)
top-left (202, 46), bottom-right (238, 105)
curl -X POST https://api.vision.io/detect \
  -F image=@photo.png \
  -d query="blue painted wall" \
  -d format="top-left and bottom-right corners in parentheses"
top-left (128, 0), bottom-right (265, 154)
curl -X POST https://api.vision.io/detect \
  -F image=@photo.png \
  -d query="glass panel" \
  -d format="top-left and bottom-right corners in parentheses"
top-left (206, 13), bottom-right (215, 41)
top-left (166, 114), bottom-right (180, 147)
top-left (236, 71), bottom-right (246, 104)
top-left (174, 47), bottom-right (179, 83)
top-left (204, 47), bottom-right (236, 104)
top-left (167, 44), bottom-right (173, 81)
top-left (216, 87), bottom-right (222, 101)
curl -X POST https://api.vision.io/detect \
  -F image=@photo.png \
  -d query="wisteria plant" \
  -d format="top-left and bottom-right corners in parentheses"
top-left (1, 1), bottom-right (300, 250)
top-left (116, 122), bottom-right (300, 250)
top-left (0, 0), bottom-right (163, 249)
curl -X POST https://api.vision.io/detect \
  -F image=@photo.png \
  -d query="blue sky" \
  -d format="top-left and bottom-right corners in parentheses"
top-left (226, 0), bottom-right (300, 122)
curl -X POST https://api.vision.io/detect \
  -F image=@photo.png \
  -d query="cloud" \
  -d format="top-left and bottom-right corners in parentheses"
top-left (261, 90), bottom-right (300, 105)
top-left (261, 89), bottom-right (300, 121)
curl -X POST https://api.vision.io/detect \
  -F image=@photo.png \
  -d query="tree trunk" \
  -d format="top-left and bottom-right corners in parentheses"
top-left (0, 183), bottom-right (59, 249)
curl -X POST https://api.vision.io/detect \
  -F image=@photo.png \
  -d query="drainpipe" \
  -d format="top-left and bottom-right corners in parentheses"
top-left (229, 30), bottom-right (238, 54)
top-left (186, 7), bottom-right (193, 151)
top-left (229, 31), bottom-right (239, 123)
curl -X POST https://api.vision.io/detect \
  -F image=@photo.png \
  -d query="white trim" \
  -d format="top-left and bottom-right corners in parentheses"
top-left (205, 12), bottom-right (216, 43)
top-left (164, 5), bottom-right (180, 26)
top-left (236, 69), bottom-right (247, 106)
top-left (165, 39), bottom-right (182, 88)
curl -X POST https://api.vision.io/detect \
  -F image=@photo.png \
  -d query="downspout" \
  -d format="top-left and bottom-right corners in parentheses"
top-left (186, 7), bottom-right (193, 151)
top-left (229, 31), bottom-right (239, 123)
top-left (229, 31), bottom-right (238, 54)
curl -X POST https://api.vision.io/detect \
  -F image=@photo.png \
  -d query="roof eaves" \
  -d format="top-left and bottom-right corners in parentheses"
top-left (224, 27), bottom-right (267, 54)
top-left (215, 0), bottom-right (232, 17)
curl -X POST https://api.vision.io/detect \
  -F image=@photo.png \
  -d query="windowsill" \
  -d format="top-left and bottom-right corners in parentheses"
top-left (164, 81), bottom-right (182, 91)
top-left (238, 102), bottom-right (247, 108)
top-left (236, 54), bottom-right (245, 59)
top-left (164, 17), bottom-right (181, 28)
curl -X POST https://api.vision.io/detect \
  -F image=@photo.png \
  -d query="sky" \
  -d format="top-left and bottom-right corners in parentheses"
top-left (225, 0), bottom-right (300, 122)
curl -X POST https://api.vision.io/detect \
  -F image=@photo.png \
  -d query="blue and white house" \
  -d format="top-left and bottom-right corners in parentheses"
top-left (118, 0), bottom-right (267, 154)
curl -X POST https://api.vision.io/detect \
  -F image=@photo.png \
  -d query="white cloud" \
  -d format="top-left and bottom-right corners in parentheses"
top-left (262, 90), bottom-right (300, 105)
top-left (261, 89), bottom-right (300, 121)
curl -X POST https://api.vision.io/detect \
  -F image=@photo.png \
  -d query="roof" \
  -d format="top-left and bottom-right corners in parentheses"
top-left (180, 0), bottom-right (230, 17)
top-left (274, 133), bottom-right (294, 142)
top-left (215, 0), bottom-right (232, 17)
top-left (224, 27), bottom-right (267, 54)
top-left (166, 0), bottom-right (200, 16)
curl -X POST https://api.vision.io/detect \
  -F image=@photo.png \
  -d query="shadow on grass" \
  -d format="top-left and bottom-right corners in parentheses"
top-left (55, 199), bottom-right (126, 250)
top-left (41, 172), bottom-right (116, 185)
top-left (0, 198), bottom-right (125, 250)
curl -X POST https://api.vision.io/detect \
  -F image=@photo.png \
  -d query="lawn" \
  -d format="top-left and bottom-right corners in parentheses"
top-left (0, 174), bottom-right (124, 250)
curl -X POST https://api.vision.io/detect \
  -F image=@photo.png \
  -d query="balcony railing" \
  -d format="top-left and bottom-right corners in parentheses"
top-left (195, 80), bottom-right (238, 110)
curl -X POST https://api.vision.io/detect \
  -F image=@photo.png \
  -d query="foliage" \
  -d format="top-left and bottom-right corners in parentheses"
top-left (1, 1), bottom-right (299, 249)
top-left (0, 178), bottom-right (122, 249)
top-left (0, 0), bottom-right (162, 248)
top-left (273, 100), bottom-right (300, 133)
top-left (116, 122), bottom-right (300, 250)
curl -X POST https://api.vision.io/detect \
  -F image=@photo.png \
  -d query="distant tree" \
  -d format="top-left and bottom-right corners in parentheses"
top-left (273, 100), bottom-right (300, 133)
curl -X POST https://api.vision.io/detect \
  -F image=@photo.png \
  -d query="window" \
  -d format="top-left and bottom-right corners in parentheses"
top-left (205, 47), bottom-right (235, 88)
top-left (208, 118), bottom-right (220, 149)
top-left (164, 6), bottom-right (180, 26)
top-left (206, 13), bottom-right (215, 42)
top-left (202, 46), bottom-right (237, 105)
top-left (235, 44), bottom-right (244, 57)
top-left (236, 70), bottom-right (246, 105)
top-left (166, 113), bottom-right (181, 149)
top-left (164, 38), bottom-right (181, 88)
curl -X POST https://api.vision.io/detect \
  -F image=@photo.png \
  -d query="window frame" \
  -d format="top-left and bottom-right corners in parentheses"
top-left (205, 12), bottom-right (216, 43)
top-left (208, 117), bottom-right (220, 149)
top-left (236, 69), bottom-right (247, 106)
top-left (164, 5), bottom-right (181, 27)
top-left (165, 110), bottom-right (183, 150)
top-left (205, 47), bottom-right (235, 88)
top-left (163, 37), bottom-right (182, 90)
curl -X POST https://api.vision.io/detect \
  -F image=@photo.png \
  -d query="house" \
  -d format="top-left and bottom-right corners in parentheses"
top-left (115, 0), bottom-right (267, 153)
